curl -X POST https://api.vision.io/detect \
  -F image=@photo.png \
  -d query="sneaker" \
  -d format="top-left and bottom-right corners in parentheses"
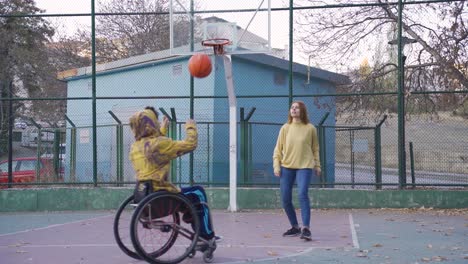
top-left (300, 228), bottom-right (312, 241)
top-left (282, 227), bottom-right (301, 237)
top-left (199, 235), bottom-right (222, 244)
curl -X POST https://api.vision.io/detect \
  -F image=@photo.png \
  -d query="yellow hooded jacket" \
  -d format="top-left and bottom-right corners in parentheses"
top-left (129, 109), bottom-right (197, 192)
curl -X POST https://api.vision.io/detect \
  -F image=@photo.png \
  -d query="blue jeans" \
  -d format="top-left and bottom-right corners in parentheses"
top-left (279, 167), bottom-right (313, 228)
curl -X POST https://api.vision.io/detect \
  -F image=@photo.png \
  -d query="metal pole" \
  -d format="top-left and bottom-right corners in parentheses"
top-left (318, 112), bottom-right (329, 187)
top-left (7, 81), bottom-right (13, 188)
top-left (374, 115), bottom-right (387, 190)
top-left (396, 0), bottom-right (407, 188)
top-left (409, 142), bottom-right (415, 189)
top-left (223, 55), bottom-right (237, 212)
top-left (91, 0), bottom-right (98, 187)
top-left (65, 115), bottom-right (76, 181)
top-left (108, 111), bottom-right (122, 185)
top-left (189, 0), bottom-right (195, 186)
top-left (288, 0), bottom-right (293, 107)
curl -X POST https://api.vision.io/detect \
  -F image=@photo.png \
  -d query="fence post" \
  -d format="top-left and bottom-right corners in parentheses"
top-left (318, 112), bottom-right (330, 187)
top-left (109, 111), bottom-right (123, 186)
top-left (53, 129), bottom-right (61, 181)
top-left (30, 119), bottom-right (42, 182)
top-left (245, 108), bottom-right (255, 185)
top-left (65, 115), bottom-right (76, 182)
top-left (240, 108), bottom-right (246, 185)
top-left (7, 81), bottom-right (13, 188)
top-left (160, 108), bottom-right (178, 184)
top-left (240, 107), bottom-right (256, 185)
top-left (409, 142), bottom-right (415, 189)
top-left (374, 115), bottom-right (387, 190)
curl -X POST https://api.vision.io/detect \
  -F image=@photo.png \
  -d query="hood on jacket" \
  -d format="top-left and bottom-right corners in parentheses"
top-left (129, 109), bottom-right (162, 140)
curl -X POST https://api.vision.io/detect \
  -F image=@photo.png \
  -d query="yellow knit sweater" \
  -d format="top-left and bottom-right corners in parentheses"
top-left (273, 121), bottom-right (321, 174)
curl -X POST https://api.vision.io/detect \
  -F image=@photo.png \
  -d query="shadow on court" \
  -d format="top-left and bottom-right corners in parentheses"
top-left (0, 208), bottom-right (466, 263)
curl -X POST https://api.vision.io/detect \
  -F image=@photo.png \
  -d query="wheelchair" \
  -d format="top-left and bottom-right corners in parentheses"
top-left (113, 191), bottom-right (217, 264)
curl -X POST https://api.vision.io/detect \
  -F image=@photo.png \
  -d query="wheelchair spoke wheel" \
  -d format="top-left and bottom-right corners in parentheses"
top-left (131, 192), bottom-right (200, 264)
top-left (113, 195), bottom-right (141, 259)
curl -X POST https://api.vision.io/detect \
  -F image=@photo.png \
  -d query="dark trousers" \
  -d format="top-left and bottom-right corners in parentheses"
top-left (181, 186), bottom-right (215, 240)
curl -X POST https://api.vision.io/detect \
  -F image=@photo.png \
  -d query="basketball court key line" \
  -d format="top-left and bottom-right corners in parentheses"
top-left (348, 213), bottom-right (360, 249)
top-left (0, 213), bottom-right (113, 237)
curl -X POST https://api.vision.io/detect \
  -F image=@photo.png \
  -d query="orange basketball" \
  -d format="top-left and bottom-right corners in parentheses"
top-left (188, 53), bottom-right (212, 78)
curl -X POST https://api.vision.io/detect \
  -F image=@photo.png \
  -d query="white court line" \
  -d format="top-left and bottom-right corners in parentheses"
top-left (0, 243), bottom-right (324, 249)
top-left (348, 213), bottom-right (360, 249)
top-left (0, 214), bottom-right (113, 238)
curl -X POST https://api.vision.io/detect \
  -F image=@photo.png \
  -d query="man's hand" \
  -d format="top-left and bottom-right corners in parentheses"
top-left (274, 171), bottom-right (280, 177)
top-left (162, 116), bottom-right (169, 129)
top-left (185, 119), bottom-right (196, 127)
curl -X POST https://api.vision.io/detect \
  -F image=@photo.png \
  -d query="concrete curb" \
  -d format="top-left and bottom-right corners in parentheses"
top-left (0, 187), bottom-right (467, 212)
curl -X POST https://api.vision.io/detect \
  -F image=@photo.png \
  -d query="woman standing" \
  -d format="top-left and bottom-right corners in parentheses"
top-left (273, 101), bottom-right (321, 241)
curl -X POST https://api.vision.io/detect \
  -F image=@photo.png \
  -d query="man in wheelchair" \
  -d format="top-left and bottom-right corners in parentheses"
top-left (129, 106), bottom-right (220, 243)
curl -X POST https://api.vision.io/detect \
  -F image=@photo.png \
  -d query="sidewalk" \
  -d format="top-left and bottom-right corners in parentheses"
top-left (0, 208), bottom-right (466, 263)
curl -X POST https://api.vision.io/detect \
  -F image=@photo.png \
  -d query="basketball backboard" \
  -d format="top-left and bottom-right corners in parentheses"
top-left (169, 0), bottom-right (271, 55)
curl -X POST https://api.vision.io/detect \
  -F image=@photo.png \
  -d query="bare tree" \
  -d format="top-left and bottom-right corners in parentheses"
top-left (69, 0), bottom-right (172, 62)
top-left (0, 0), bottom-right (55, 154)
top-left (69, 0), bottom-right (203, 63)
top-left (295, 0), bottom-right (467, 120)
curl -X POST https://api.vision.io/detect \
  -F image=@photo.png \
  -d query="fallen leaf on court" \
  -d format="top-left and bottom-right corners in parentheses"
top-left (432, 256), bottom-right (448, 261)
top-left (8, 243), bottom-right (21, 247)
top-left (355, 252), bottom-right (367, 258)
top-left (8, 242), bottom-right (30, 247)
top-left (373, 243), bottom-right (383, 247)
top-left (263, 234), bottom-right (272, 238)
top-left (267, 251), bottom-right (278, 256)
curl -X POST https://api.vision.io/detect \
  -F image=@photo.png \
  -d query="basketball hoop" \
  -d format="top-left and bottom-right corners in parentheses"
top-left (202, 38), bottom-right (231, 55)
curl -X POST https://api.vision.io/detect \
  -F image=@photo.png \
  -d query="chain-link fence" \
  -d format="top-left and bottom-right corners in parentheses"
top-left (1, 0), bottom-right (467, 189)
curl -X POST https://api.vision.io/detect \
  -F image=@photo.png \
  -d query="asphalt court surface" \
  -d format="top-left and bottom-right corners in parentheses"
top-left (0, 208), bottom-right (467, 263)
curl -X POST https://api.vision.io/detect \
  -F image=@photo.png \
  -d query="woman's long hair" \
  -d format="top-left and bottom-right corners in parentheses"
top-left (287, 101), bottom-right (310, 124)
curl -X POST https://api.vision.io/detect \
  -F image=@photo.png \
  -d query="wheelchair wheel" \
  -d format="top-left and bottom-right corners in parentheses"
top-left (113, 195), bottom-right (141, 259)
top-left (130, 191), bottom-right (200, 264)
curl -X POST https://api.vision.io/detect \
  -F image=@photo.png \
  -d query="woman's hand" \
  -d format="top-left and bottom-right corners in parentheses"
top-left (315, 167), bottom-right (321, 177)
top-left (274, 171), bottom-right (280, 177)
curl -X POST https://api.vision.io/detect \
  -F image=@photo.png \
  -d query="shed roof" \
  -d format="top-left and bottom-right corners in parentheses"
top-left (57, 48), bottom-right (349, 85)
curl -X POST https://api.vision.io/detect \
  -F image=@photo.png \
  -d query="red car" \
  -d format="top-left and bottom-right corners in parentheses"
top-left (0, 157), bottom-right (56, 187)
